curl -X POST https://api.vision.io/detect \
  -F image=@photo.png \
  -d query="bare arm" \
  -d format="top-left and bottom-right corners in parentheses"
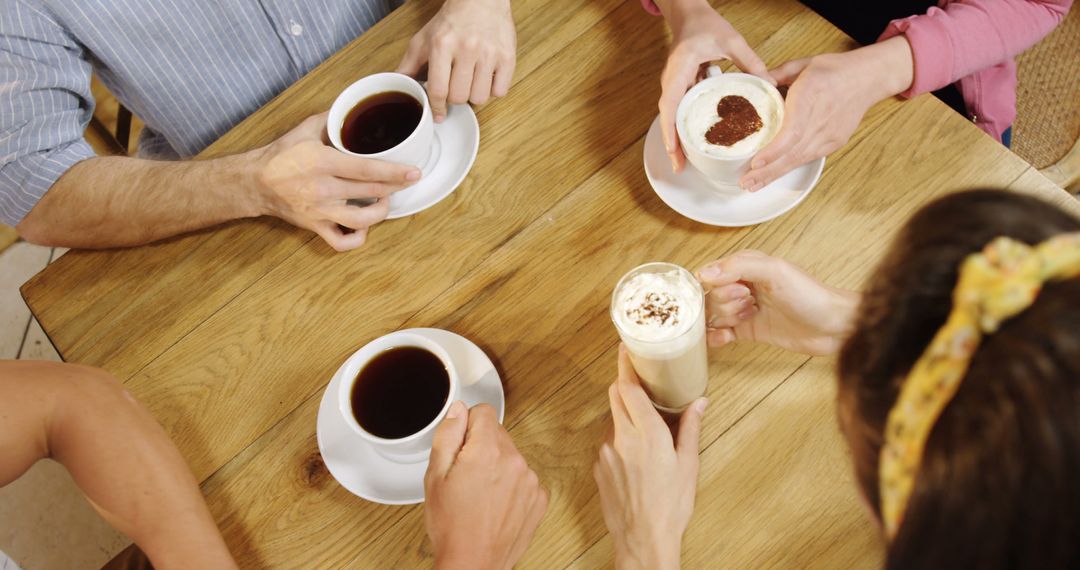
top-left (15, 114), bottom-right (421, 251)
top-left (15, 153), bottom-right (261, 248)
top-left (0, 361), bottom-right (236, 569)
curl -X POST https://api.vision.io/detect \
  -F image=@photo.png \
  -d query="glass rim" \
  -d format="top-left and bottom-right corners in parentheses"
top-left (610, 262), bottom-right (704, 344)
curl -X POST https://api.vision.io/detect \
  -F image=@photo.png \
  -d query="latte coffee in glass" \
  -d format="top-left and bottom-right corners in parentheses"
top-left (611, 263), bottom-right (708, 412)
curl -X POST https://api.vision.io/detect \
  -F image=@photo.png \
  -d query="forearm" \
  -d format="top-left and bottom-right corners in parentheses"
top-left (651, 0), bottom-right (714, 27)
top-left (0, 362), bottom-right (235, 569)
top-left (16, 152), bottom-right (267, 249)
top-left (879, 0), bottom-right (1070, 96)
top-left (845, 36), bottom-right (915, 107)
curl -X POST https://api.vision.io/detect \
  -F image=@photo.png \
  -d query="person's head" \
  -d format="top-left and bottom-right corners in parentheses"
top-left (837, 189), bottom-right (1080, 568)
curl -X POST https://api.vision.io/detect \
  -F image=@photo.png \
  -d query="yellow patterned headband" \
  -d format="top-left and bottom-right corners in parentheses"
top-left (879, 232), bottom-right (1080, 538)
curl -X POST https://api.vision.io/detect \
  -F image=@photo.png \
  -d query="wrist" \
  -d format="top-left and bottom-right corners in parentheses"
top-left (614, 533), bottom-right (681, 570)
top-left (434, 541), bottom-right (497, 570)
top-left (856, 36), bottom-right (914, 103)
top-left (239, 146), bottom-right (277, 218)
top-left (823, 288), bottom-right (861, 347)
top-left (662, 0), bottom-right (713, 33)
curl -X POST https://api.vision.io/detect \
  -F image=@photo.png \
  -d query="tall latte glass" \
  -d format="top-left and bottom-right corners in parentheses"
top-left (611, 262), bottom-right (708, 413)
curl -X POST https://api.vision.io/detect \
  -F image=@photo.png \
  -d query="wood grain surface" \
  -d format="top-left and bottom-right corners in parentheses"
top-left (21, 0), bottom-right (1079, 567)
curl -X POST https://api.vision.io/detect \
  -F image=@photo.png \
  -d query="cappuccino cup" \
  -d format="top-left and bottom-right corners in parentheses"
top-left (337, 331), bottom-right (459, 464)
top-left (676, 67), bottom-right (784, 191)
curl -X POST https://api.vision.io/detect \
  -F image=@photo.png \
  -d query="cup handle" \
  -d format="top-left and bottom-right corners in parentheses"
top-left (705, 64), bottom-right (723, 78)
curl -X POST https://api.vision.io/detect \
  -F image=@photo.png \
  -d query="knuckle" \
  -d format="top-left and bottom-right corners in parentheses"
top-left (432, 34), bottom-right (454, 51)
top-left (507, 453), bottom-right (528, 475)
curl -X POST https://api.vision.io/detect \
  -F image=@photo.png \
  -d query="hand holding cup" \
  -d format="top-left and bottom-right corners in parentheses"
top-left (696, 250), bottom-right (861, 356)
top-left (253, 112), bottom-right (419, 252)
top-left (593, 347), bottom-right (707, 570)
top-left (424, 403), bottom-right (548, 570)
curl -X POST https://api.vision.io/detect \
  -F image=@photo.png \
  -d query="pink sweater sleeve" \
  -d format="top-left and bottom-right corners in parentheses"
top-left (879, 0), bottom-right (1072, 97)
top-left (641, 0), bottom-right (661, 16)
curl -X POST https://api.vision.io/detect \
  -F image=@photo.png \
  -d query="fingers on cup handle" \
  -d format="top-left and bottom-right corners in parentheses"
top-left (706, 328), bottom-right (736, 347)
top-left (427, 401), bottom-right (469, 481)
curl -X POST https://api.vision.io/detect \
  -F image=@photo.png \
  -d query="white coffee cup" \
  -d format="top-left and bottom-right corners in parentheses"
top-left (675, 67), bottom-right (784, 191)
top-left (337, 331), bottom-right (459, 464)
top-left (328, 72), bottom-right (436, 171)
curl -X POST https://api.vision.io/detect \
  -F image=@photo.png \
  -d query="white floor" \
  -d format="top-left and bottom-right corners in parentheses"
top-left (0, 242), bottom-right (130, 569)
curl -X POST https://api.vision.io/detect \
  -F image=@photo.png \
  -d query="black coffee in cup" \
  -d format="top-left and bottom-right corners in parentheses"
top-left (350, 346), bottom-right (450, 439)
top-left (340, 91), bottom-right (423, 154)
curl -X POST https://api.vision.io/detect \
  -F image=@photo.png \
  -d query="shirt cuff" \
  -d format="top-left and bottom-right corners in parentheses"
top-left (0, 140), bottom-right (95, 226)
top-left (878, 8), bottom-right (955, 99)
top-left (640, 0), bottom-right (662, 16)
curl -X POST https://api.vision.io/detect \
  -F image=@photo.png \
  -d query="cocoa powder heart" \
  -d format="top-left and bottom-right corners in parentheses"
top-left (705, 95), bottom-right (763, 147)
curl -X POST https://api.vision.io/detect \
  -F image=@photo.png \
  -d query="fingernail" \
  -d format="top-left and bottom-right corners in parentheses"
top-left (750, 182), bottom-right (764, 192)
top-left (701, 266), bottom-right (723, 280)
top-left (447, 400), bottom-right (465, 419)
top-left (405, 169), bottom-right (421, 182)
top-left (435, 114), bottom-right (446, 123)
top-left (741, 179), bottom-right (755, 191)
top-left (694, 398), bottom-right (708, 414)
top-left (751, 159), bottom-right (765, 169)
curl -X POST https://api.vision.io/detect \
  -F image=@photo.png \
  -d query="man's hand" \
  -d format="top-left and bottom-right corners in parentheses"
top-left (397, 0), bottom-right (516, 122)
top-left (658, 0), bottom-right (771, 173)
top-left (253, 113), bottom-right (420, 252)
top-left (594, 347), bottom-right (706, 570)
top-left (425, 402), bottom-right (547, 570)
top-left (740, 36), bottom-right (914, 191)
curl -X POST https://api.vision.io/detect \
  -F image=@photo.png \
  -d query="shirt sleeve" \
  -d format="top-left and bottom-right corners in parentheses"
top-left (0, 0), bottom-right (96, 227)
top-left (878, 0), bottom-right (1073, 98)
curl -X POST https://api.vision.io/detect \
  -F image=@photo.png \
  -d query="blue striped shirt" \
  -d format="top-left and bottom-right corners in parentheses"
top-left (0, 0), bottom-right (402, 226)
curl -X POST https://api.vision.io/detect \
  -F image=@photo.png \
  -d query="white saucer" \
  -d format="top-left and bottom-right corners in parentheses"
top-left (387, 104), bottom-right (479, 219)
top-left (316, 328), bottom-right (505, 505)
top-left (643, 116), bottom-right (825, 227)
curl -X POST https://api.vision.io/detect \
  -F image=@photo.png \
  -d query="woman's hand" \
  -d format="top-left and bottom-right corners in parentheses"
top-left (740, 36), bottom-right (914, 191)
top-left (696, 250), bottom-right (860, 356)
top-left (594, 347), bottom-right (707, 570)
top-left (398, 0), bottom-right (516, 122)
top-left (658, 1), bottom-right (771, 173)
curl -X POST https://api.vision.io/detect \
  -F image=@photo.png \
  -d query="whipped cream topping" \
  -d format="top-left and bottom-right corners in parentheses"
top-left (614, 269), bottom-right (702, 342)
top-left (684, 80), bottom-right (782, 157)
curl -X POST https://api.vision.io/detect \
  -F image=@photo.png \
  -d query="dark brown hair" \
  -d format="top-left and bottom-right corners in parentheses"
top-left (837, 190), bottom-right (1080, 569)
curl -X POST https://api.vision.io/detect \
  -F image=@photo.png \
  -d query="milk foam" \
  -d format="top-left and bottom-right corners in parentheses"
top-left (613, 269), bottom-right (702, 343)
top-left (684, 80), bottom-right (782, 157)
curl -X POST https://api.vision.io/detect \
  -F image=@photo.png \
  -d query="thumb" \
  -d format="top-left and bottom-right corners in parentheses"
top-left (717, 251), bottom-right (782, 290)
top-left (676, 397), bottom-right (708, 467)
top-left (769, 58), bottom-right (812, 87)
top-left (426, 401), bottom-right (469, 480)
top-left (728, 39), bottom-right (773, 85)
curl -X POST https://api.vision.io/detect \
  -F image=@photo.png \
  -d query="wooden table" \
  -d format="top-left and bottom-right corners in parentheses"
top-left (21, 0), bottom-right (1080, 567)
